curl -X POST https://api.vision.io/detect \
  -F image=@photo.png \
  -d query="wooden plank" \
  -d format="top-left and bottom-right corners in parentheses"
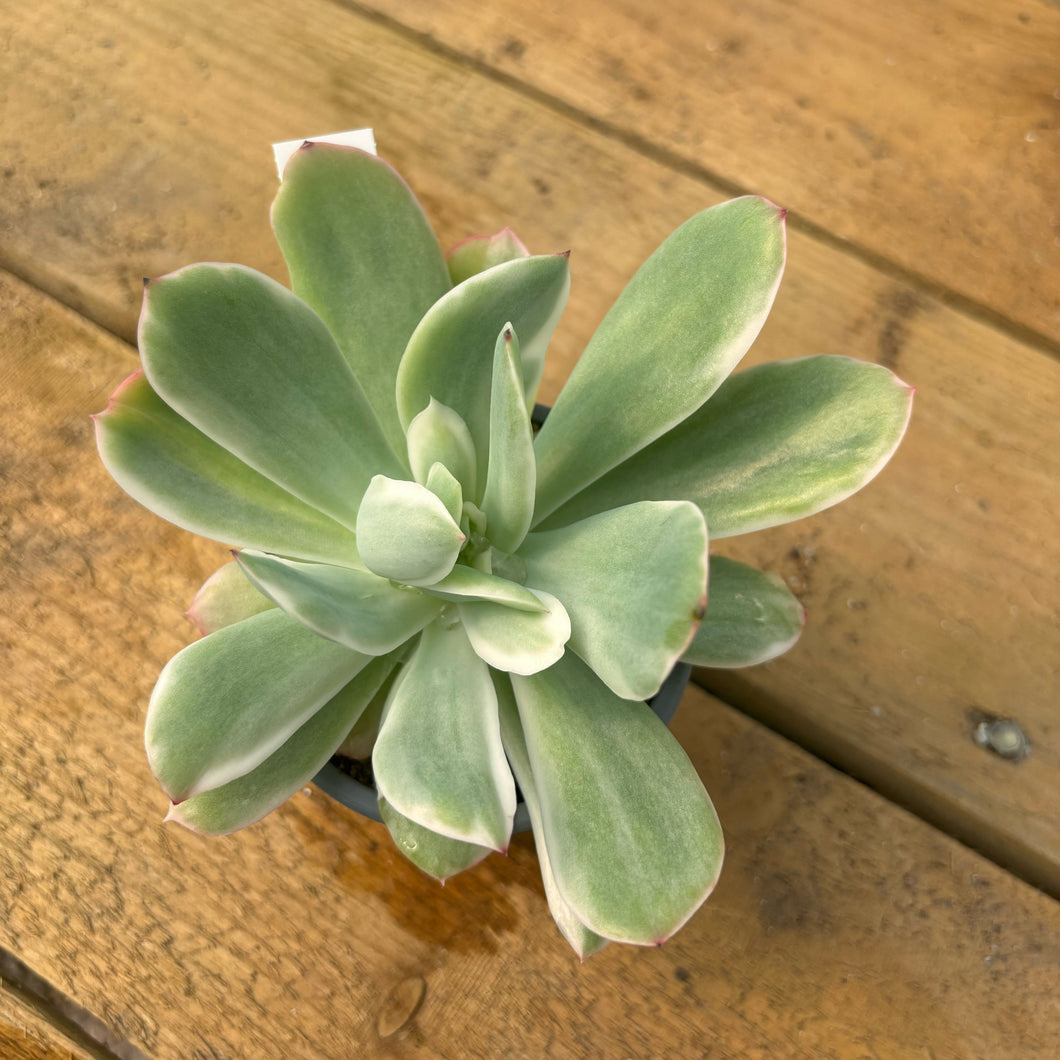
top-left (2, 273), bottom-right (1058, 1058)
top-left (0, 993), bottom-right (99, 1060)
top-left (364, 0), bottom-right (1060, 344)
top-left (3, 0), bottom-right (1059, 889)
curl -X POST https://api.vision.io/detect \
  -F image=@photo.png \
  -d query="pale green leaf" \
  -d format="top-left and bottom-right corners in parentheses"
top-left (480, 324), bottom-right (535, 553)
top-left (425, 462), bottom-right (463, 525)
top-left (517, 502), bottom-right (708, 699)
top-left (395, 254), bottom-right (570, 486)
top-left (236, 550), bottom-right (440, 654)
top-left (447, 228), bottom-right (530, 285)
top-left (510, 652), bottom-right (723, 944)
top-left (187, 561), bottom-right (275, 635)
top-left (420, 565), bottom-right (547, 614)
top-left (139, 263), bottom-right (404, 529)
top-left (405, 399), bottom-right (478, 501)
top-left (494, 674), bottom-right (608, 958)
top-left (533, 197), bottom-right (786, 522)
top-left (542, 356), bottom-right (914, 537)
top-left (373, 620), bottom-right (515, 849)
top-left (683, 556), bottom-right (804, 667)
top-left (356, 476), bottom-right (466, 586)
top-left (271, 143), bottom-right (452, 455)
top-left (458, 588), bottom-right (570, 676)
top-left (169, 654), bottom-right (397, 835)
top-left (146, 610), bottom-right (370, 802)
top-left (378, 796), bottom-right (492, 881)
top-left (94, 370), bottom-right (360, 565)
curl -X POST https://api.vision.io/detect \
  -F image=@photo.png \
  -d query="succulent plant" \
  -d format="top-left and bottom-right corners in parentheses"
top-left (94, 142), bottom-right (912, 956)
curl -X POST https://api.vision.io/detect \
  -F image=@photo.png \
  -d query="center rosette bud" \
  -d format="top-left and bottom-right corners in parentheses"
top-left (356, 475), bottom-right (466, 587)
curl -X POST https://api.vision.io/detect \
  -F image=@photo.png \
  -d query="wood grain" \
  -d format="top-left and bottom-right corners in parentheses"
top-left (0, 994), bottom-right (97, 1060)
top-left (3, 270), bottom-right (1059, 1057)
top-left (2, 0), bottom-right (1058, 890)
top-left (365, 0), bottom-right (1060, 344)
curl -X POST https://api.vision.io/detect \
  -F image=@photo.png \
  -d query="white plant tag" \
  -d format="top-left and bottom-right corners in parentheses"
top-left (272, 127), bottom-right (377, 178)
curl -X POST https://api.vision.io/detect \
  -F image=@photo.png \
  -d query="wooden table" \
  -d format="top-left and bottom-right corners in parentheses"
top-left (2, 1), bottom-right (1057, 1056)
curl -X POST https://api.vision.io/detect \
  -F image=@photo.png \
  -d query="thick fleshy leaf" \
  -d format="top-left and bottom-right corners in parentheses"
top-left (447, 228), bottom-right (530, 285)
top-left (372, 620), bottom-right (515, 850)
top-left (378, 796), bottom-right (492, 881)
top-left (94, 371), bottom-right (360, 566)
top-left (458, 588), bottom-right (570, 676)
top-left (494, 674), bottom-right (608, 958)
top-left (683, 556), bottom-right (804, 668)
top-left (517, 502), bottom-right (708, 700)
top-left (542, 356), bottom-right (914, 537)
top-left (187, 561), bottom-right (275, 635)
top-left (425, 462), bottom-right (463, 525)
top-left (356, 476), bottom-right (466, 586)
top-left (395, 254), bottom-right (570, 486)
top-left (420, 565), bottom-right (547, 614)
top-left (235, 550), bottom-right (441, 654)
top-left (169, 654), bottom-right (397, 835)
top-left (139, 263), bottom-right (404, 528)
top-left (510, 652), bottom-right (723, 944)
top-left (271, 143), bottom-right (452, 455)
top-left (480, 325), bottom-right (535, 553)
top-left (405, 399), bottom-right (478, 501)
top-left (146, 609), bottom-right (369, 802)
top-left (532, 197), bottom-right (786, 523)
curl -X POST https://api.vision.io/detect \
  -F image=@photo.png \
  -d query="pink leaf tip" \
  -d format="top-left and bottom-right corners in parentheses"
top-left (95, 368), bottom-right (146, 418)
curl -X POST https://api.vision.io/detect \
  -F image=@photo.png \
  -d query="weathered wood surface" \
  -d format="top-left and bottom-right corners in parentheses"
top-left (3, 0), bottom-right (1058, 893)
top-left (3, 0), bottom-right (1059, 1053)
top-left (0, 984), bottom-right (100, 1060)
top-left (368, 0), bottom-right (1060, 344)
top-left (2, 270), bottom-right (1059, 1059)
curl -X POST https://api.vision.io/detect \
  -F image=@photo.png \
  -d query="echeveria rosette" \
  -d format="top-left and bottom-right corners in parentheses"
top-left (93, 142), bottom-right (913, 956)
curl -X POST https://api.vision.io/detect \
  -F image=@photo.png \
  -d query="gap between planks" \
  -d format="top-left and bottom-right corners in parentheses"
top-left (328, 0), bottom-right (1060, 364)
top-left (693, 668), bottom-right (1059, 901)
top-left (0, 948), bottom-right (147, 1060)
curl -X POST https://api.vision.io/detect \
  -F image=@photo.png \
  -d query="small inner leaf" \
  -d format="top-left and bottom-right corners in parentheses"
top-left (425, 462), bottom-right (464, 525)
top-left (405, 398), bottom-right (478, 501)
top-left (236, 550), bottom-right (441, 655)
top-left (458, 588), bottom-right (570, 676)
top-left (395, 254), bottom-right (571, 488)
top-left (480, 323), bottom-right (536, 554)
top-left (421, 564), bottom-right (546, 613)
top-left (356, 476), bottom-right (466, 587)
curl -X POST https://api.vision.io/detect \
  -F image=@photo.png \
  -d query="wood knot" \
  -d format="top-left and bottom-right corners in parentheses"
top-left (376, 975), bottom-right (427, 1039)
